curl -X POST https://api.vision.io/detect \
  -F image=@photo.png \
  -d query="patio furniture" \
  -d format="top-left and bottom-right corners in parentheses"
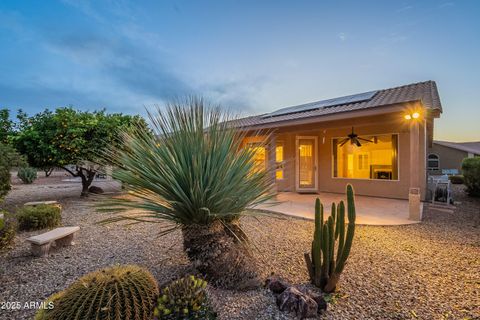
top-left (26, 226), bottom-right (79, 257)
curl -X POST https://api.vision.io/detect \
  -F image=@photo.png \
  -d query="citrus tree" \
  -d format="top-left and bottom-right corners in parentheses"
top-left (15, 107), bottom-right (145, 196)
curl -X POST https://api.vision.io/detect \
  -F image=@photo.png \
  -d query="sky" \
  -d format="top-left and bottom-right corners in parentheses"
top-left (0, 0), bottom-right (479, 141)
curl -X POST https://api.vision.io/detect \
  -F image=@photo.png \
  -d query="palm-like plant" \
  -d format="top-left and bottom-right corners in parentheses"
top-left (101, 98), bottom-right (275, 290)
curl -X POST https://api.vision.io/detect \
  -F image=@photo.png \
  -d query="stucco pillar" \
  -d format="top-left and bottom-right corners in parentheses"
top-left (267, 133), bottom-right (277, 192)
top-left (409, 121), bottom-right (422, 221)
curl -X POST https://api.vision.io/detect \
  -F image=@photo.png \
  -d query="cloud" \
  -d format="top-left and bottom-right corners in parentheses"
top-left (397, 5), bottom-right (413, 13)
top-left (439, 2), bottom-right (455, 8)
top-left (338, 32), bottom-right (347, 41)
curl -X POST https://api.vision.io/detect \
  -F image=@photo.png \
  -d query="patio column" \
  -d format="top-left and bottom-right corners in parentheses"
top-left (267, 133), bottom-right (277, 192)
top-left (409, 120), bottom-right (422, 221)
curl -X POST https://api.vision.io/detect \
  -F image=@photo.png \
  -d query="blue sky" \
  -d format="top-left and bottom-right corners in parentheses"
top-left (0, 0), bottom-right (479, 141)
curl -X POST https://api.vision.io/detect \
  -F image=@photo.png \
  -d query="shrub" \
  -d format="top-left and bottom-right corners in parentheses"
top-left (17, 167), bottom-right (38, 184)
top-left (304, 184), bottom-right (356, 293)
top-left (100, 98), bottom-right (274, 289)
top-left (462, 157), bottom-right (480, 197)
top-left (17, 204), bottom-right (61, 231)
top-left (36, 265), bottom-right (159, 320)
top-left (154, 275), bottom-right (216, 320)
top-left (448, 175), bottom-right (464, 184)
top-left (0, 211), bottom-right (16, 251)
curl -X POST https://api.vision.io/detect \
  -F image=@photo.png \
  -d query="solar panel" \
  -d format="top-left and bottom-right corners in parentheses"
top-left (262, 90), bottom-right (378, 118)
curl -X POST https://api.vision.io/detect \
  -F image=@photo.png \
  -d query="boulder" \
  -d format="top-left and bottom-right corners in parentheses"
top-left (88, 186), bottom-right (104, 194)
top-left (276, 286), bottom-right (318, 319)
top-left (266, 276), bottom-right (289, 294)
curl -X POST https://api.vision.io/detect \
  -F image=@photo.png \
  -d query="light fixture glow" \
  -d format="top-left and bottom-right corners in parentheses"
top-left (404, 114), bottom-right (412, 120)
top-left (412, 112), bottom-right (420, 119)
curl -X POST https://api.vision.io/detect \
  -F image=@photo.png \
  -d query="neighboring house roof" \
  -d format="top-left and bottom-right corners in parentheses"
top-left (229, 80), bottom-right (442, 128)
top-left (433, 141), bottom-right (480, 155)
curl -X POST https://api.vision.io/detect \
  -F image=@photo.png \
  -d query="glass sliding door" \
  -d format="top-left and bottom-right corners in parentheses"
top-left (296, 136), bottom-right (318, 191)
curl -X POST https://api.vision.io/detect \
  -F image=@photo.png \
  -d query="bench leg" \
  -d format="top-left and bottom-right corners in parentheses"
top-left (55, 233), bottom-right (76, 247)
top-left (31, 243), bottom-right (51, 257)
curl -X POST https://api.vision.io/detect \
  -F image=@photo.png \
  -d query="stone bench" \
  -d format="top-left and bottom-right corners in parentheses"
top-left (26, 226), bottom-right (79, 257)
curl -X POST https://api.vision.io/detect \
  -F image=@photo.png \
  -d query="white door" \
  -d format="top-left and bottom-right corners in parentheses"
top-left (296, 136), bottom-right (318, 192)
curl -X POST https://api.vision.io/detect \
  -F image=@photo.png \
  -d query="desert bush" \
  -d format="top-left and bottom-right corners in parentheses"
top-left (154, 275), bottom-right (215, 319)
top-left (304, 184), bottom-right (356, 293)
top-left (448, 175), bottom-right (464, 184)
top-left (100, 98), bottom-right (274, 290)
top-left (462, 157), bottom-right (480, 197)
top-left (17, 204), bottom-right (61, 231)
top-left (17, 166), bottom-right (38, 184)
top-left (0, 211), bottom-right (16, 251)
top-left (35, 265), bottom-right (159, 320)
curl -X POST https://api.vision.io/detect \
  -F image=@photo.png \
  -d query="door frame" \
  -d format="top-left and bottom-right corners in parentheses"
top-left (295, 136), bottom-right (318, 192)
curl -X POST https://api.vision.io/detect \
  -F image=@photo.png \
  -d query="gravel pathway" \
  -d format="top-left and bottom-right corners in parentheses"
top-left (1, 181), bottom-right (479, 319)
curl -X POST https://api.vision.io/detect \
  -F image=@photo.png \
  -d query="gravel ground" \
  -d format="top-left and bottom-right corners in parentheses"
top-left (1, 180), bottom-right (479, 320)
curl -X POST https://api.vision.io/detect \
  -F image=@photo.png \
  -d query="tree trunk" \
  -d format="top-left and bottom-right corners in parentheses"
top-left (79, 169), bottom-right (96, 197)
top-left (44, 167), bottom-right (54, 177)
top-left (182, 220), bottom-right (261, 291)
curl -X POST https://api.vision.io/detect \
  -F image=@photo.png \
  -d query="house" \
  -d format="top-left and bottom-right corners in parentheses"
top-left (229, 80), bottom-right (443, 220)
top-left (428, 140), bottom-right (480, 174)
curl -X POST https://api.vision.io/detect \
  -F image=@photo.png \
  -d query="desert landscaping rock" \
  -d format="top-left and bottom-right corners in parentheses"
top-left (0, 179), bottom-right (479, 319)
top-left (277, 286), bottom-right (318, 319)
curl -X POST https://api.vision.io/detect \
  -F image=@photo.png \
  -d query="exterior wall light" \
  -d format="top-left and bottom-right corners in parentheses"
top-left (404, 112), bottom-right (420, 120)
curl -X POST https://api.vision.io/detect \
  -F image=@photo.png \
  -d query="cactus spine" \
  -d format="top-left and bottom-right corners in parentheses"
top-left (304, 184), bottom-right (356, 293)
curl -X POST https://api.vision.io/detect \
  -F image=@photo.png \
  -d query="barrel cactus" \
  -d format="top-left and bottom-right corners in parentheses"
top-left (304, 184), bottom-right (356, 293)
top-left (154, 275), bottom-right (216, 319)
top-left (35, 265), bottom-right (159, 320)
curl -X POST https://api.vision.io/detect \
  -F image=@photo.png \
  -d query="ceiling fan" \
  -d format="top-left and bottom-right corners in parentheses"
top-left (338, 127), bottom-right (374, 147)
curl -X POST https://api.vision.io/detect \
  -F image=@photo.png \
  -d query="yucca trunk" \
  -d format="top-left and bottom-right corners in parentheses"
top-left (182, 220), bottom-right (261, 291)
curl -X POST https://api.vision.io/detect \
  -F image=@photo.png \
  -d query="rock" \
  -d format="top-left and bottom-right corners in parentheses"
top-left (88, 186), bottom-right (104, 194)
top-left (276, 286), bottom-right (318, 319)
top-left (309, 292), bottom-right (327, 312)
top-left (266, 276), bottom-right (289, 294)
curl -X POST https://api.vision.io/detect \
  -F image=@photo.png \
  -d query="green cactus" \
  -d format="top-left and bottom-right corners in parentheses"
top-left (154, 275), bottom-right (216, 320)
top-left (35, 265), bottom-right (159, 320)
top-left (304, 184), bottom-right (356, 293)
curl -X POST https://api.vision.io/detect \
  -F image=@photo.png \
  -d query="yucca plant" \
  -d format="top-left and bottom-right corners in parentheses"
top-left (100, 98), bottom-right (275, 290)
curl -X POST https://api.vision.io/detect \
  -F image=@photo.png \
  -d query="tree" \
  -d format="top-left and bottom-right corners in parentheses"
top-left (0, 143), bottom-right (25, 202)
top-left (14, 107), bottom-right (145, 196)
top-left (0, 109), bottom-right (15, 144)
top-left (100, 98), bottom-right (275, 289)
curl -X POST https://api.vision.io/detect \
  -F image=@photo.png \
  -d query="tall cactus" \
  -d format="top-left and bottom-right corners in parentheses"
top-left (304, 184), bottom-right (356, 293)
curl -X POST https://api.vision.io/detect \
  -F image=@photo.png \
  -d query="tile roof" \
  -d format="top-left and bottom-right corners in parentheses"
top-left (229, 80), bottom-right (442, 128)
top-left (433, 141), bottom-right (480, 155)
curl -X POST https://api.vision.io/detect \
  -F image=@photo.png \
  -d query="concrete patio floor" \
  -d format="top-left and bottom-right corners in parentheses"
top-left (253, 192), bottom-right (422, 226)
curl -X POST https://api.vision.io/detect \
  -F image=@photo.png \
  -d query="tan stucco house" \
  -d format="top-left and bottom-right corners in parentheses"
top-left (230, 81), bottom-right (443, 216)
top-left (428, 140), bottom-right (480, 174)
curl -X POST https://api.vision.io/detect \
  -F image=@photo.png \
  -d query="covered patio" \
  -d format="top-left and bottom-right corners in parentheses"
top-left (253, 192), bottom-right (422, 225)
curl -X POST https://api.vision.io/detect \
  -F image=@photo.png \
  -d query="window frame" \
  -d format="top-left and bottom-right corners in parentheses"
top-left (331, 132), bottom-right (400, 181)
top-left (427, 153), bottom-right (440, 171)
top-left (275, 140), bottom-right (286, 181)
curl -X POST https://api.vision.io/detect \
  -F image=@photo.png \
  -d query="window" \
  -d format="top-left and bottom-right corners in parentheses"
top-left (427, 154), bottom-right (440, 170)
top-left (276, 141), bottom-right (285, 180)
top-left (246, 143), bottom-right (266, 172)
top-left (333, 134), bottom-right (399, 180)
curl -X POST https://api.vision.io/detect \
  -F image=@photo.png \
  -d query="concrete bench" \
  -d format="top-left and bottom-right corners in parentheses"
top-left (26, 226), bottom-right (79, 257)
